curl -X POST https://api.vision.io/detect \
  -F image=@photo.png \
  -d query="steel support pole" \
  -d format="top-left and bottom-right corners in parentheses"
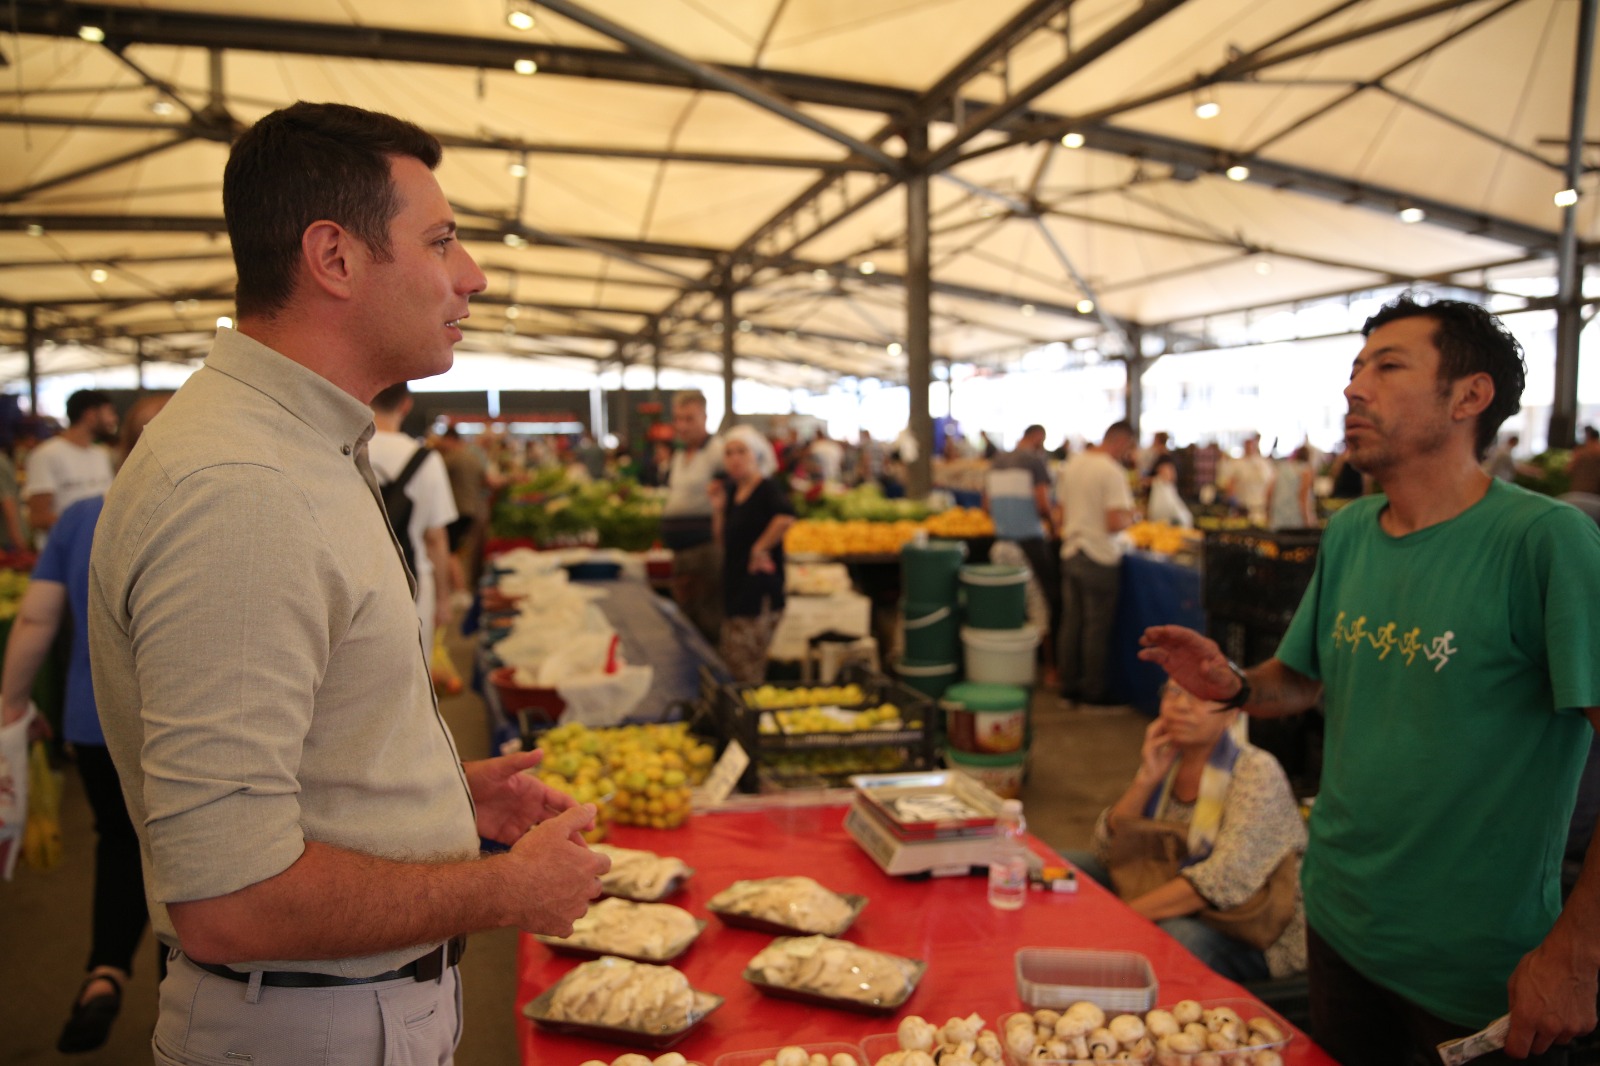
top-left (721, 290), bottom-right (737, 431)
top-left (1124, 325), bottom-right (1145, 439)
top-left (905, 126), bottom-right (933, 499)
top-left (24, 306), bottom-right (39, 415)
top-left (1551, 0), bottom-right (1595, 450)
top-left (136, 336), bottom-right (146, 392)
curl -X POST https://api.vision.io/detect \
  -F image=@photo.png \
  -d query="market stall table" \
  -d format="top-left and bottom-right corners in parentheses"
top-left (517, 804), bottom-right (1335, 1065)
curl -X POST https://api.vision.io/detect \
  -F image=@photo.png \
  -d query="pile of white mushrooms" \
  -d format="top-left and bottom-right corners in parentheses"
top-left (873, 1014), bottom-right (1005, 1066)
top-left (1001, 1001), bottom-right (1287, 1065)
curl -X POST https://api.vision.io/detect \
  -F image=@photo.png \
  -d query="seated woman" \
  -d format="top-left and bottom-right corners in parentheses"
top-left (1062, 681), bottom-right (1306, 982)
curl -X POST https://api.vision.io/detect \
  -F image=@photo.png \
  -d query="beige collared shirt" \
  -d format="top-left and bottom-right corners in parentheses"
top-left (89, 328), bottom-right (479, 977)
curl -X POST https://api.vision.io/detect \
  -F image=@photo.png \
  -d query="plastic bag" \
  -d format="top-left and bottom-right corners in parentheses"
top-left (22, 739), bottom-right (62, 871)
top-left (0, 710), bottom-right (32, 880)
top-left (431, 625), bottom-right (463, 696)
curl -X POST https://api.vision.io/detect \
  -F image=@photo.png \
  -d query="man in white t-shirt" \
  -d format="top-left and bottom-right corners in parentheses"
top-left (370, 383), bottom-right (458, 638)
top-left (1218, 434), bottom-right (1274, 525)
top-left (662, 391), bottom-right (724, 644)
top-left (1055, 420), bottom-right (1137, 706)
top-left (26, 389), bottom-right (118, 540)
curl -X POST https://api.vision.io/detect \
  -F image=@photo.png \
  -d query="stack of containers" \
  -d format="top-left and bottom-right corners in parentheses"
top-left (895, 538), bottom-right (966, 699)
top-left (947, 562), bottom-right (1037, 793)
top-left (941, 681), bottom-right (1031, 798)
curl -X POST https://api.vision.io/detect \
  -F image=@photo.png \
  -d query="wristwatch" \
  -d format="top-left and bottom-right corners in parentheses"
top-left (1217, 660), bottom-right (1251, 710)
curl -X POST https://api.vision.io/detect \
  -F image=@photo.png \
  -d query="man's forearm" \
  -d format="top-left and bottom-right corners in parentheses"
top-left (1241, 659), bottom-right (1323, 719)
top-left (169, 840), bottom-right (518, 965)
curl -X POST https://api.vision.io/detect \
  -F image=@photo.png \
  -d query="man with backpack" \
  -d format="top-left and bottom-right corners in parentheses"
top-left (371, 382), bottom-right (457, 638)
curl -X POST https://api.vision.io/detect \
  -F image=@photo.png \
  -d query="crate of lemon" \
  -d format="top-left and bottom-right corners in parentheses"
top-left (1125, 520), bottom-right (1203, 557)
top-left (784, 508), bottom-right (994, 558)
top-left (531, 722), bottom-right (716, 835)
top-left (724, 678), bottom-right (937, 792)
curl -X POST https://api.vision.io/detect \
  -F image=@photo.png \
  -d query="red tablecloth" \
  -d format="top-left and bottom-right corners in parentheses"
top-left (517, 804), bottom-right (1337, 1066)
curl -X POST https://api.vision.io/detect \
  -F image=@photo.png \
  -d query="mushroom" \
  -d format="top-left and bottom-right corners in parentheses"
top-left (1006, 1027), bottom-right (1038, 1060)
top-left (977, 1031), bottom-right (1004, 1062)
top-left (654, 1055), bottom-right (688, 1066)
top-left (904, 1053), bottom-right (936, 1066)
top-left (1144, 1010), bottom-right (1180, 1039)
top-left (1163, 1032), bottom-right (1205, 1055)
top-left (1183, 1024), bottom-right (1210, 1043)
top-left (1086, 1028), bottom-right (1118, 1060)
top-left (1195, 1054), bottom-right (1223, 1066)
top-left (875, 1053), bottom-right (907, 1066)
top-left (943, 1015), bottom-right (986, 1045)
top-left (900, 1017), bottom-right (938, 1053)
top-left (1172, 1000), bottom-right (1204, 1026)
top-left (1062, 1002), bottom-right (1107, 1034)
top-left (810, 1055), bottom-right (829, 1066)
top-left (615, 1056), bottom-right (653, 1066)
top-left (1252, 1053), bottom-right (1284, 1066)
top-left (1044, 1040), bottom-right (1070, 1060)
top-left (1033, 1010), bottom-right (1062, 1030)
top-left (1203, 1008), bottom-right (1242, 1035)
top-left (1204, 1031), bottom-right (1237, 1052)
top-left (1108, 1013), bottom-right (1146, 1048)
top-left (832, 1056), bottom-right (858, 1066)
top-left (775, 1048), bottom-right (809, 1066)
top-left (1246, 1018), bottom-right (1285, 1046)
top-left (1129, 1037), bottom-right (1155, 1059)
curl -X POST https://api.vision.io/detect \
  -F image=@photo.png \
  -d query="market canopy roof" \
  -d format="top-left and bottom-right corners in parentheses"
top-left (1, 0), bottom-right (1594, 391)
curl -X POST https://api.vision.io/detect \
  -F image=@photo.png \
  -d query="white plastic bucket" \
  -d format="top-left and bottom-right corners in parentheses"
top-left (961, 625), bottom-right (1040, 686)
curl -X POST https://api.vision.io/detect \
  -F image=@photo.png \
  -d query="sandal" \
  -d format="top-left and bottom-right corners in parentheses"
top-left (57, 971), bottom-right (124, 1054)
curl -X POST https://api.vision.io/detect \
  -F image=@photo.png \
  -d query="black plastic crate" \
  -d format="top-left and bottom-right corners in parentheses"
top-left (717, 665), bottom-right (937, 792)
top-left (1202, 528), bottom-right (1321, 632)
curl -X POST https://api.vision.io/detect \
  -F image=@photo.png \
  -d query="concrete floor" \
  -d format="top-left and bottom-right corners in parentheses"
top-left (0, 642), bottom-right (1146, 1066)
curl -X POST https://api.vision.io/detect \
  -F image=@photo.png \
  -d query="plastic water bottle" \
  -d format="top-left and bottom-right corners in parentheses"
top-left (987, 799), bottom-right (1028, 910)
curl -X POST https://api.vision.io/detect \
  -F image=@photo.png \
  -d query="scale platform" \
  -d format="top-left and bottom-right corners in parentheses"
top-left (843, 770), bottom-right (1006, 877)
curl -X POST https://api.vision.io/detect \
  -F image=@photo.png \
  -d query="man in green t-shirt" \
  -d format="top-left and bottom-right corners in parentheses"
top-left (1141, 295), bottom-right (1600, 1063)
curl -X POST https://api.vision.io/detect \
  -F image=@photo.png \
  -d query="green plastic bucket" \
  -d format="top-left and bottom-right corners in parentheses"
top-left (895, 657), bottom-right (960, 699)
top-left (960, 564), bottom-right (1029, 630)
top-left (902, 600), bottom-right (959, 662)
top-left (941, 682), bottom-right (1029, 754)
top-left (945, 745), bottom-right (1027, 799)
top-left (901, 538), bottom-right (967, 607)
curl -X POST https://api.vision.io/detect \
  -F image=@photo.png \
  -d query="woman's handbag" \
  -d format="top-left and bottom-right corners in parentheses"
top-left (1106, 817), bottom-right (1297, 951)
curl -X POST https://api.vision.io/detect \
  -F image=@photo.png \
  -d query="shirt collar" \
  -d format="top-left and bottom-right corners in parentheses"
top-left (204, 328), bottom-right (375, 456)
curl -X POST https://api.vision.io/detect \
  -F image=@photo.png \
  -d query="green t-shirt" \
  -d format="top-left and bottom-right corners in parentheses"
top-left (1276, 479), bottom-right (1600, 1027)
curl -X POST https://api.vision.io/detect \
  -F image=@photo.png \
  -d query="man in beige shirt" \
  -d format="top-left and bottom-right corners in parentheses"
top-left (89, 101), bottom-right (609, 1065)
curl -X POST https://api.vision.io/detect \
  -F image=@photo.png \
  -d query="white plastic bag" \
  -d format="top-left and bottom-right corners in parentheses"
top-left (555, 664), bottom-right (654, 728)
top-left (0, 707), bottom-right (36, 881)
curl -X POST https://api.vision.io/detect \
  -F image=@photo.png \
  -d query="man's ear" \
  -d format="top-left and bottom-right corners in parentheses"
top-left (300, 220), bottom-right (358, 300)
top-left (1452, 371), bottom-right (1495, 423)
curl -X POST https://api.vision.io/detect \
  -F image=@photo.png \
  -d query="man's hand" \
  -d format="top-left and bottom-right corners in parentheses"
top-left (464, 750), bottom-right (580, 846)
top-left (1137, 625), bottom-right (1239, 702)
top-left (503, 805), bottom-right (612, 937)
top-left (1505, 931), bottom-right (1599, 1057)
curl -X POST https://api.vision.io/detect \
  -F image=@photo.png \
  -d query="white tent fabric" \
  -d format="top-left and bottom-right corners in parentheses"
top-left (0, 0), bottom-right (1593, 390)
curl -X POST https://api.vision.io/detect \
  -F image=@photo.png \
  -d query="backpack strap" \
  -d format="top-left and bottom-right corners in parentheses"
top-left (392, 444), bottom-right (431, 490)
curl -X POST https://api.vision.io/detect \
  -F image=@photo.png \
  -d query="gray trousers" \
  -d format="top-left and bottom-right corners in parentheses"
top-left (154, 951), bottom-right (462, 1066)
top-left (670, 540), bottom-right (723, 646)
top-left (1058, 553), bottom-right (1121, 703)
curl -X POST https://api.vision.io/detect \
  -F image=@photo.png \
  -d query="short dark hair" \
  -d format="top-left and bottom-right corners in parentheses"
top-left (66, 389), bottom-right (112, 425)
top-left (1105, 420), bottom-right (1134, 441)
top-left (1362, 294), bottom-right (1525, 458)
top-left (1022, 424), bottom-right (1045, 438)
top-left (372, 382), bottom-right (411, 414)
top-left (1583, 425), bottom-right (1598, 443)
top-left (223, 102), bottom-right (443, 319)
top-left (1151, 454), bottom-right (1177, 475)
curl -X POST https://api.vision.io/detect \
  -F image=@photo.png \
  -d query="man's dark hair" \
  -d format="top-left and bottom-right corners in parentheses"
top-left (1584, 425), bottom-right (1598, 444)
top-left (223, 102), bottom-right (443, 319)
top-left (372, 382), bottom-right (411, 414)
top-left (1105, 420), bottom-right (1135, 441)
top-left (66, 389), bottom-right (112, 426)
top-left (1022, 424), bottom-right (1045, 438)
top-left (1361, 294), bottom-right (1526, 458)
top-left (1151, 454), bottom-right (1177, 475)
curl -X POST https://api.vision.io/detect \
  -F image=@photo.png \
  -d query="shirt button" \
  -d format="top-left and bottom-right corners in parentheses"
top-left (342, 444), bottom-right (353, 455)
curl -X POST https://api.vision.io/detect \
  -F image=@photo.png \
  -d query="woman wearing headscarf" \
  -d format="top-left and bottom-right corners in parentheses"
top-left (710, 425), bottom-right (795, 682)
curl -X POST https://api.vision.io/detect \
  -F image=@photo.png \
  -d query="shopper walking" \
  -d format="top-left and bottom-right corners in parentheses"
top-left (24, 389), bottom-right (116, 541)
top-left (1267, 445), bottom-right (1316, 530)
top-left (1140, 295), bottom-right (1600, 1062)
top-left (88, 102), bottom-right (609, 1066)
top-left (984, 423), bottom-right (1061, 632)
top-left (0, 395), bottom-right (167, 1054)
top-left (370, 382), bottom-right (457, 638)
top-left (661, 390), bottom-right (724, 644)
top-left (1056, 421), bottom-right (1137, 707)
top-left (711, 426), bottom-right (795, 682)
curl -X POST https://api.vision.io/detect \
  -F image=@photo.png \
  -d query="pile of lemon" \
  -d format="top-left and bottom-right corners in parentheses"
top-left (921, 507), bottom-right (995, 538)
top-left (742, 683), bottom-right (867, 710)
top-left (534, 722), bottom-right (715, 833)
top-left (1125, 521), bottom-right (1203, 555)
top-left (784, 519), bottom-right (923, 556)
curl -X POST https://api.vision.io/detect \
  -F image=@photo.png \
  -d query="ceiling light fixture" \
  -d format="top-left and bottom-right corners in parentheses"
top-left (812, 268), bottom-right (829, 282)
top-left (1255, 259), bottom-right (1273, 275)
top-left (887, 342), bottom-right (904, 357)
top-left (78, 25), bottom-right (106, 43)
top-left (1554, 187), bottom-right (1579, 208)
top-left (506, 1), bottom-right (536, 31)
top-left (216, 316), bottom-right (233, 330)
top-left (149, 99), bottom-right (175, 117)
top-left (1076, 298), bottom-right (1096, 314)
top-left (858, 260), bottom-right (876, 275)
top-left (504, 304), bottom-right (521, 320)
top-left (89, 268), bottom-right (108, 283)
top-left (1020, 303), bottom-right (1036, 317)
top-left (513, 58), bottom-right (538, 75)
top-left (508, 160), bottom-right (528, 177)
top-left (1398, 206), bottom-right (1426, 224)
top-left (25, 223), bottom-right (44, 237)
top-left (1225, 164), bottom-right (1250, 182)
top-left (1193, 87), bottom-right (1220, 120)
top-left (1061, 131), bottom-right (1085, 149)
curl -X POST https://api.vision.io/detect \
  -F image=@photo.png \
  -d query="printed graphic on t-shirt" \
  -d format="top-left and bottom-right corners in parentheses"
top-left (1331, 611), bottom-right (1457, 672)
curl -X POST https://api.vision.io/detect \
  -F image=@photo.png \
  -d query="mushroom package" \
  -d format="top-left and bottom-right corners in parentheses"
top-left (747, 936), bottom-right (920, 1006)
top-left (709, 876), bottom-right (857, 934)
top-left (545, 957), bottom-right (701, 1032)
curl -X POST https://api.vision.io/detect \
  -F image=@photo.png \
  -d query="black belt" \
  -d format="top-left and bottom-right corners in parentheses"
top-left (187, 935), bottom-right (466, 987)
